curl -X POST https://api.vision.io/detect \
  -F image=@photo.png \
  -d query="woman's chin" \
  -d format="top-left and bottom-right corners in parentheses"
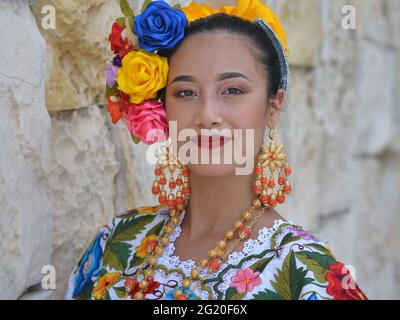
top-left (187, 163), bottom-right (239, 177)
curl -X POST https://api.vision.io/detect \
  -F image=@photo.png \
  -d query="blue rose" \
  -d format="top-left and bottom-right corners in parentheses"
top-left (72, 231), bottom-right (104, 297)
top-left (134, 0), bottom-right (187, 52)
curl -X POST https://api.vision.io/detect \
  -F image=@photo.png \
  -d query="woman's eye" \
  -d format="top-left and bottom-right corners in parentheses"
top-left (222, 87), bottom-right (244, 95)
top-left (175, 89), bottom-right (196, 98)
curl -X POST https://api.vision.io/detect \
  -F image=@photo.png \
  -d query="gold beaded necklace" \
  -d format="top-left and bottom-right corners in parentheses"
top-left (129, 198), bottom-right (269, 300)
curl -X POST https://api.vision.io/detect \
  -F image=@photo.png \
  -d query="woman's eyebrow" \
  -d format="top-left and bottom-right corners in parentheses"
top-left (170, 72), bottom-right (252, 84)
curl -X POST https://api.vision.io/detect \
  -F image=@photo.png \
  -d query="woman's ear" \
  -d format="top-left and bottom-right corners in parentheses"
top-left (266, 89), bottom-right (285, 129)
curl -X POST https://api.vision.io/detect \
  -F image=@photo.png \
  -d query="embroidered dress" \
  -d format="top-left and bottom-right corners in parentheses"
top-left (65, 204), bottom-right (368, 300)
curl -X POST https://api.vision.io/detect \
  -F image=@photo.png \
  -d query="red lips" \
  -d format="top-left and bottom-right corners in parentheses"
top-left (192, 135), bottom-right (231, 149)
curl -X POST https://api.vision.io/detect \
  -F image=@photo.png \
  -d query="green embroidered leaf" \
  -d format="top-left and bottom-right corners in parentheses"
top-left (249, 256), bottom-right (274, 274)
top-left (103, 291), bottom-right (111, 300)
top-left (129, 16), bottom-right (135, 31)
top-left (114, 286), bottom-right (127, 299)
top-left (146, 220), bottom-right (165, 237)
top-left (253, 289), bottom-right (284, 300)
top-left (295, 251), bottom-right (329, 284)
top-left (117, 208), bottom-right (140, 220)
top-left (224, 287), bottom-right (246, 300)
top-left (128, 252), bottom-right (145, 269)
top-left (289, 252), bottom-right (314, 300)
top-left (299, 251), bottom-right (336, 269)
top-left (279, 232), bottom-right (301, 247)
top-left (306, 243), bottom-right (336, 258)
top-left (130, 133), bottom-right (141, 144)
top-left (120, 0), bottom-right (134, 18)
top-left (97, 268), bottom-right (108, 278)
top-left (103, 241), bottom-right (131, 270)
top-left (111, 214), bottom-right (155, 243)
top-left (74, 281), bottom-right (94, 300)
top-left (270, 252), bottom-right (291, 299)
top-left (270, 223), bottom-right (291, 249)
top-left (140, 0), bottom-right (152, 13)
top-left (105, 83), bottom-right (118, 99)
top-left (271, 250), bottom-right (314, 300)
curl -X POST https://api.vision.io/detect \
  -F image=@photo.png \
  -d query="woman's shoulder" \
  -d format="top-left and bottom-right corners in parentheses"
top-left (253, 218), bottom-right (368, 300)
top-left (64, 203), bottom-right (169, 300)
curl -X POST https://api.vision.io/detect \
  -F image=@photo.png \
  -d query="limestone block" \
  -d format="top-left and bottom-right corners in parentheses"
top-left (31, 0), bottom-right (121, 112)
top-left (46, 106), bottom-right (120, 298)
top-left (0, 0), bottom-right (52, 300)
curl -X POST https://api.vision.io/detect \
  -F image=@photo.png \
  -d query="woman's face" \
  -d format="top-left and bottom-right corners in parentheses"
top-left (164, 32), bottom-right (273, 177)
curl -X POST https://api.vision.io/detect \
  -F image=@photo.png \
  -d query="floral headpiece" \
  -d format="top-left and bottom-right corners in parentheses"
top-left (106, 0), bottom-right (289, 145)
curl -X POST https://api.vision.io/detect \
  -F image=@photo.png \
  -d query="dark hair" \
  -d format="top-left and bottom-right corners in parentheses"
top-left (157, 13), bottom-right (282, 102)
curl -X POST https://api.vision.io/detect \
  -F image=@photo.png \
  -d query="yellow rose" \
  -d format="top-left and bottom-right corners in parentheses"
top-left (182, 0), bottom-right (289, 57)
top-left (116, 49), bottom-right (169, 104)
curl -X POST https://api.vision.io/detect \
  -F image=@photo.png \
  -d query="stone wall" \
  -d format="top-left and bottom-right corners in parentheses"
top-left (0, 0), bottom-right (398, 299)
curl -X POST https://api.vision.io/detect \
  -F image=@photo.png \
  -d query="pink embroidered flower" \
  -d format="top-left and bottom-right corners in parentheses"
top-left (230, 268), bottom-right (262, 294)
top-left (123, 100), bottom-right (169, 145)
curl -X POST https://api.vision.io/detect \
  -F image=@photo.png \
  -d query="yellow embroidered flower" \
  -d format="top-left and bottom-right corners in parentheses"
top-left (135, 234), bottom-right (159, 258)
top-left (116, 49), bottom-right (169, 104)
top-left (92, 272), bottom-right (121, 300)
top-left (182, 0), bottom-right (289, 57)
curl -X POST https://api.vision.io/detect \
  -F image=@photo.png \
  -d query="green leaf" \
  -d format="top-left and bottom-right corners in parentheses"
top-left (111, 214), bottom-right (156, 243)
top-left (74, 281), bottom-right (94, 300)
top-left (295, 252), bottom-right (329, 284)
top-left (140, 0), bottom-right (152, 13)
top-left (103, 241), bottom-right (131, 270)
top-left (270, 250), bottom-right (314, 300)
top-left (172, 3), bottom-right (183, 11)
top-left (129, 16), bottom-right (134, 32)
top-left (128, 253), bottom-right (144, 269)
top-left (145, 221), bottom-right (165, 238)
top-left (306, 243), bottom-right (336, 258)
top-left (224, 287), bottom-right (246, 300)
top-left (270, 252), bottom-right (292, 299)
top-left (249, 256), bottom-right (274, 274)
top-left (115, 17), bottom-right (126, 27)
top-left (120, 0), bottom-right (134, 18)
top-left (105, 83), bottom-right (118, 99)
top-left (253, 289), bottom-right (284, 300)
top-left (114, 286), bottom-right (127, 299)
top-left (130, 133), bottom-right (141, 144)
top-left (279, 232), bottom-right (301, 247)
top-left (289, 252), bottom-right (314, 300)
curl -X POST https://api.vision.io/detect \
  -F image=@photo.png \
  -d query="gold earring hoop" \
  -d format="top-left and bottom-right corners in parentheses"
top-left (253, 127), bottom-right (292, 207)
top-left (151, 146), bottom-right (191, 214)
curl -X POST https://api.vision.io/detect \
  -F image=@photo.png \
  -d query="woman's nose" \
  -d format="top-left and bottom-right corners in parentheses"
top-left (194, 95), bottom-right (223, 129)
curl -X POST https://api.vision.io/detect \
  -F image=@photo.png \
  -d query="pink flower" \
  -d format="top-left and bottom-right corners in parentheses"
top-left (123, 101), bottom-right (169, 145)
top-left (230, 268), bottom-right (262, 294)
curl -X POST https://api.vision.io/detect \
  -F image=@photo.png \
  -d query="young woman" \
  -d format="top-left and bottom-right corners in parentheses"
top-left (65, 0), bottom-right (368, 300)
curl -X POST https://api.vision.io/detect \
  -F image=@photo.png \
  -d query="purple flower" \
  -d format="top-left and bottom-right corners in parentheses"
top-left (106, 63), bottom-right (118, 87)
top-left (287, 226), bottom-right (320, 242)
top-left (112, 55), bottom-right (122, 67)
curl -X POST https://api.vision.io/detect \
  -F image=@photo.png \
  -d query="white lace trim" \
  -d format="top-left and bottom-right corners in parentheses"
top-left (156, 208), bottom-right (294, 278)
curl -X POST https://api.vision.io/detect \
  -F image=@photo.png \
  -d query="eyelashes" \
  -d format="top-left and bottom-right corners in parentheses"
top-left (173, 87), bottom-right (245, 98)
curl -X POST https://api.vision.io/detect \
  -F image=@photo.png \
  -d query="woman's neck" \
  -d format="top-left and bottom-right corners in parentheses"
top-left (180, 167), bottom-right (258, 241)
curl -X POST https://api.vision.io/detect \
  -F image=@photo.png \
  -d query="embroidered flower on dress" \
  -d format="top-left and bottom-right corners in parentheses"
top-left (286, 226), bottom-right (320, 242)
top-left (93, 272), bottom-right (121, 300)
top-left (230, 268), bottom-right (262, 294)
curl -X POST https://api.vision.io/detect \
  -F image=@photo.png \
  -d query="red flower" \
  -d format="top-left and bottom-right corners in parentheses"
top-left (108, 23), bottom-right (133, 57)
top-left (127, 277), bottom-right (160, 299)
top-left (107, 97), bottom-right (123, 124)
top-left (326, 261), bottom-right (368, 300)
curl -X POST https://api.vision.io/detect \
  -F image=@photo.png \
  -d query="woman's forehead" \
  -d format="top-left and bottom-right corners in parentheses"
top-left (168, 32), bottom-right (262, 79)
